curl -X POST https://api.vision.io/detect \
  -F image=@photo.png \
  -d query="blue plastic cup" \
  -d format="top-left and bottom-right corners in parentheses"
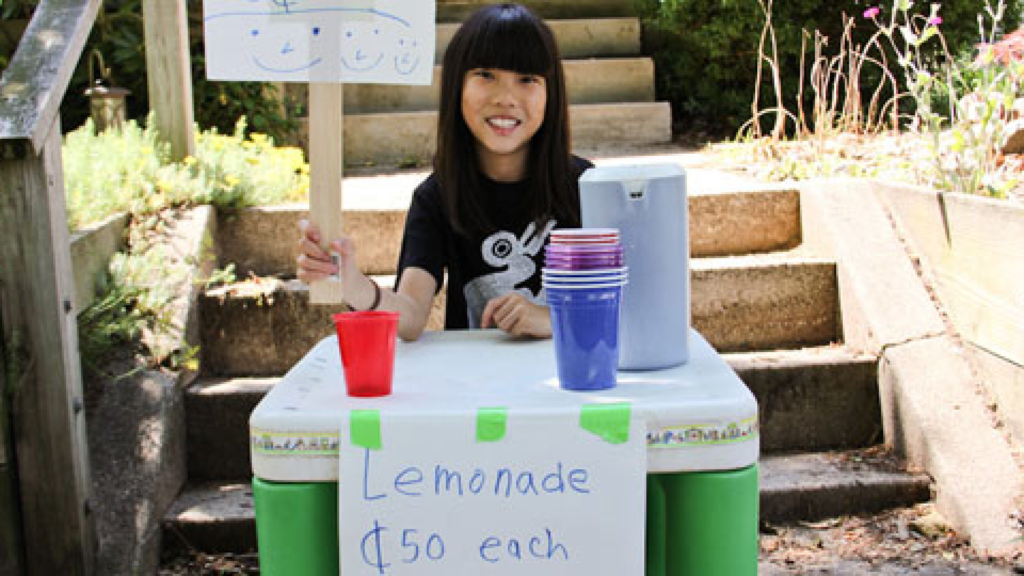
top-left (545, 284), bottom-right (623, 391)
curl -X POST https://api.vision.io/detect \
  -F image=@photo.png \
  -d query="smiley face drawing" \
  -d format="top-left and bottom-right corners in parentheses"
top-left (340, 24), bottom-right (385, 72)
top-left (393, 35), bottom-right (422, 76)
top-left (204, 9), bottom-right (337, 80)
top-left (249, 21), bottom-right (324, 73)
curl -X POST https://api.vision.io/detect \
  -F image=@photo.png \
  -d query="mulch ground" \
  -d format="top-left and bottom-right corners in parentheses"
top-left (760, 503), bottom-right (1024, 574)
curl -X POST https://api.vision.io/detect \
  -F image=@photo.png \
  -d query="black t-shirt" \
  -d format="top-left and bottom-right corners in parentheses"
top-left (396, 156), bottom-right (593, 329)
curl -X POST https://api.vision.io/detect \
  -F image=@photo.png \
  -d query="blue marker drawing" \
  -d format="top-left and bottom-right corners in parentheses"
top-left (270, 0), bottom-right (299, 13)
top-left (253, 55), bottom-right (324, 73)
top-left (204, 0), bottom-right (434, 84)
top-left (393, 37), bottom-right (421, 76)
top-left (340, 26), bottom-right (391, 72)
top-left (204, 4), bottom-right (411, 28)
top-left (245, 21), bottom-right (326, 74)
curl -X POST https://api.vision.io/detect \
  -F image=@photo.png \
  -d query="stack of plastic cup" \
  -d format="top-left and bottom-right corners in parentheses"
top-left (543, 228), bottom-right (627, 391)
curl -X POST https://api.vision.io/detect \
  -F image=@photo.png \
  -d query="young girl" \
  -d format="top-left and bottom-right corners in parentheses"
top-left (297, 3), bottom-right (591, 341)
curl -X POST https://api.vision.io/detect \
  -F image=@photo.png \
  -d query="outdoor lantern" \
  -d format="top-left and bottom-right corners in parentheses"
top-left (83, 50), bottom-right (130, 133)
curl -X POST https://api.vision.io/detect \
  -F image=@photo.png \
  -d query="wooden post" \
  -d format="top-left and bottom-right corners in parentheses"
top-left (0, 319), bottom-right (24, 576)
top-left (0, 122), bottom-right (94, 575)
top-left (308, 83), bottom-right (346, 304)
top-left (142, 0), bottom-right (195, 161)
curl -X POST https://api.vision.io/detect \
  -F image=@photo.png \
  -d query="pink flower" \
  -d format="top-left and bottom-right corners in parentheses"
top-left (927, 15), bottom-right (942, 25)
top-left (863, 6), bottom-right (881, 18)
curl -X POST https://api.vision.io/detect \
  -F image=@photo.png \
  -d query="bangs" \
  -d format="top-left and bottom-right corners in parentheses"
top-left (461, 7), bottom-right (555, 77)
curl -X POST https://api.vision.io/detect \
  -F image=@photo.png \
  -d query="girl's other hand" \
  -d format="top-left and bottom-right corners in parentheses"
top-left (480, 293), bottom-right (552, 338)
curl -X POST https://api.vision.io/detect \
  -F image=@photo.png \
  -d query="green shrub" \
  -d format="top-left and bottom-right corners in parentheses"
top-left (637, 0), bottom-right (1024, 136)
top-left (64, 115), bottom-right (309, 230)
top-left (67, 115), bottom-right (310, 377)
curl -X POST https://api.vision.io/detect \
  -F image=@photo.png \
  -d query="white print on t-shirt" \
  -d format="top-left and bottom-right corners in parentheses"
top-left (463, 219), bottom-right (555, 327)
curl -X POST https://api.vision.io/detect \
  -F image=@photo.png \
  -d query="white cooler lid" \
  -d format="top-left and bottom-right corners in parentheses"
top-left (249, 329), bottom-right (759, 482)
top-left (579, 162), bottom-right (684, 183)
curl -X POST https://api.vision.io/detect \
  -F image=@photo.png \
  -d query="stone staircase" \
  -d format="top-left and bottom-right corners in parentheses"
top-left (161, 168), bottom-right (934, 557)
top-left (288, 0), bottom-right (672, 168)
top-left (158, 0), bottom-right (939, 565)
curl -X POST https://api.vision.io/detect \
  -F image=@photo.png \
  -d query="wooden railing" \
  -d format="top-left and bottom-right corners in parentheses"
top-left (0, 1), bottom-right (103, 574)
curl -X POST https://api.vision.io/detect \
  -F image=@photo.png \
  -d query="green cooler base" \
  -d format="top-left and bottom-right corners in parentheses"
top-left (254, 465), bottom-right (758, 575)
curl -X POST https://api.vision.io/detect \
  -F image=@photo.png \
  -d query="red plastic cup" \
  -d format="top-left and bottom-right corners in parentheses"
top-left (331, 311), bottom-right (399, 397)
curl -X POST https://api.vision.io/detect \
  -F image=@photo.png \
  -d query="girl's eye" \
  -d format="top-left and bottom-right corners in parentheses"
top-left (521, 75), bottom-right (540, 84)
top-left (473, 70), bottom-right (494, 80)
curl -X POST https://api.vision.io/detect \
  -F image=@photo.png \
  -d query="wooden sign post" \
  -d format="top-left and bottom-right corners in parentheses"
top-left (308, 84), bottom-right (346, 304)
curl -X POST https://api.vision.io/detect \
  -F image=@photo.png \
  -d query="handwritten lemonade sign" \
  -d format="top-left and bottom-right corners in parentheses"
top-left (338, 406), bottom-right (646, 575)
top-left (203, 0), bottom-right (435, 84)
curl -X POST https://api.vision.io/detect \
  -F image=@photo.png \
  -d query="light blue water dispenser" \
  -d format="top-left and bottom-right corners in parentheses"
top-left (579, 163), bottom-right (690, 369)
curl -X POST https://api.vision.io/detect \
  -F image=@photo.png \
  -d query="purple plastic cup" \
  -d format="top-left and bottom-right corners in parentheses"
top-left (545, 257), bottom-right (624, 270)
top-left (546, 245), bottom-right (623, 255)
top-left (545, 284), bottom-right (624, 391)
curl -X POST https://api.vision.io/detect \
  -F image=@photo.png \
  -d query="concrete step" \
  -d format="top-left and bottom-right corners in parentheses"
top-left (163, 448), bottom-right (930, 554)
top-left (436, 0), bottom-right (637, 22)
top-left (186, 345), bottom-right (871, 482)
top-left (299, 101), bottom-right (673, 169)
top-left (692, 254), bottom-right (839, 353)
top-left (333, 57), bottom-right (655, 114)
top-left (760, 451), bottom-right (932, 523)
top-left (216, 187), bottom-right (801, 278)
top-left (435, 18), bottom-right (642, 61)
top-left (198, 254), bottom-right (837, 377)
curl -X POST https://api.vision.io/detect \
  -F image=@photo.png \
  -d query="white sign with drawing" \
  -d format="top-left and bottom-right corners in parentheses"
top-left (203, 0), bottom-right (435, 84)
top-left (338, 408), bottom-right (646, 575)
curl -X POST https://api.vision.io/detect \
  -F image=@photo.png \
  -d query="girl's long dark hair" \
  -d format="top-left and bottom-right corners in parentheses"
top-left (435, 3), bottom-right (577, 237)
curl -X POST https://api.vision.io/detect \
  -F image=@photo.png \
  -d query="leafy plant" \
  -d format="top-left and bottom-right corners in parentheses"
top-left (714, 0), bottom-right (1023, 199)
top-left (64, 114), bottom-right (309, 230)
top-left (77, 248), bottom-right (179, 379)
top-left (636, 0), bottom-right (1024, 136)
top-left (65, 114), bottom-right (304, 376)
top-left (869, 0), bottom-right (1021, 197)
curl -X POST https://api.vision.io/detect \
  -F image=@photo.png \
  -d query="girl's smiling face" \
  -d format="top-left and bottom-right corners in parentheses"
top-left (461, 68), bottom-right (547, 181)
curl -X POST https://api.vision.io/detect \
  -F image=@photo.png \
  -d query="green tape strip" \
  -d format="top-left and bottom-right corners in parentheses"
top-left (476, 407), bottom-right (508, 442)
top-left (350, 410), bottom-right (382, 450)
top-left (579, 403), bottom-right (632, 445)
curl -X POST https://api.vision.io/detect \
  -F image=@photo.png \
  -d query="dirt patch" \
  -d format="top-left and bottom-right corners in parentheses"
top-left (761, 503), bottom-right (1024, 573)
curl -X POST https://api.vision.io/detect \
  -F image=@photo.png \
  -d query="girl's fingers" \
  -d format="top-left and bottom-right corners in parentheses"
top-left (481, 294), bottom-right (510, 328)
top-left (298, 236), bottom-right (330, 259)
top-left (297, 253), bottom-right (336, 275)
top-left (494, 299), bottom-right (523, 331)
top-left (299, 219), bottom-right (321, 244)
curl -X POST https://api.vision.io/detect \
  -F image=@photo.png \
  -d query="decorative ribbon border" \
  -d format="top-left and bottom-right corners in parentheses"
top-left (645, 417), bottom-right (759, 448)
top-left (252, 416), bottom-right (759, 457)
top-left (250, 428), bottom-right (340, 456)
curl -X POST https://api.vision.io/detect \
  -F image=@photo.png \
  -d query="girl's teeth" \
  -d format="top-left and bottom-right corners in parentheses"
top-left (489, 118), bottom-right (518, 129)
